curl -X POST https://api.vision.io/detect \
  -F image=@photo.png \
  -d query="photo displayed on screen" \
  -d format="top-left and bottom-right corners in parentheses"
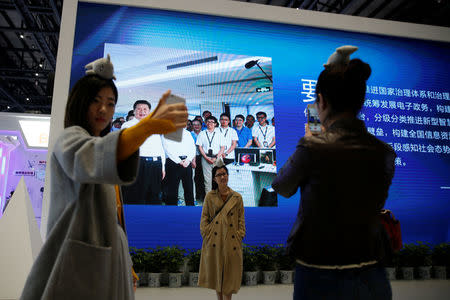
top-left (69, 2), bottom-right (449, 249)
top-left (107, 44), bottom-right (277, 207)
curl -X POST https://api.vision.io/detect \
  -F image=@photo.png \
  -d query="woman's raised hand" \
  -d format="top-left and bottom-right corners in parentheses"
top-left (150, 90), bottom-right (188, 129)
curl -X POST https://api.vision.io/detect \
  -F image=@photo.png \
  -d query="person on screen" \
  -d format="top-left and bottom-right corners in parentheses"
top-left (192, 119), bottom-right (206, 202)
top-left (271, 46), bottom-right (396, 300)
top-left (126, 109), bottom-right (134, 121)
top-left (162, 128), bottom-right (196, 206)
top-left (202, 110), bottom-right (212, 130)
top-left (121, 100), bottom-right (166, 205)
top-left (20, 62), bottom-right (187, 299)
top-left (253, 111), bottom-right (275, 148)
top-left (191, 119), bottom-right (202, 142)
top-left (199, 165), bottom-right (245, 300)
top-left (186, 119), bottom-right (193, 132)
top-left (233, 114), bottom-right (253, 148)
top-left (203, 110), bottom-right (212, 119)
top-left (219, 113), bottom-right (238, 165)
top-left (111, 118), bottom-right (122, 131)
top-left (245, 114), bottom-right (255, 129)
top-left (196, 116), bottom-right (225, 194)
top-left (194, 115), bottom-right (203, 125)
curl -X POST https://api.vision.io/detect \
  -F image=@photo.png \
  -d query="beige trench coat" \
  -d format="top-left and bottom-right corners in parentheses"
top-left (198, 189), bottom-right (246, 295)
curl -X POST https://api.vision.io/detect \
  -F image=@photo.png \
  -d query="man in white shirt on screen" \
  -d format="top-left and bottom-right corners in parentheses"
top-left (219, 113), bottom-right (238, 165)
top-left (162, 129), bottom-right (196, 206)
top-left (253, 111), bottom-right (276, 148)
top-left (196, 116), bottom-right (225, 194)
top-left (121, 100), bottom-right (166, 204)
top-left (191, 119), bottom-right (206, 202)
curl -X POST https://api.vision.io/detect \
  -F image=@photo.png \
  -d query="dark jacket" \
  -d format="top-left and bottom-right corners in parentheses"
top-left (272, 118), bottom-right (396, 266)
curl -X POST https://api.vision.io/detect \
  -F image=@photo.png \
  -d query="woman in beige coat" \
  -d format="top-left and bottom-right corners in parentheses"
top-left (198, 165), bottom-right (246, 300)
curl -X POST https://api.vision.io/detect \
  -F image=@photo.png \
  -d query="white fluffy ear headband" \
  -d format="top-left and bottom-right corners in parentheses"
top-left (213, 156), bottom-right (225, 168)
top-left (84, 54), bottom-right (116, 80)
top-left (323, 45), bottom-right (358, 70)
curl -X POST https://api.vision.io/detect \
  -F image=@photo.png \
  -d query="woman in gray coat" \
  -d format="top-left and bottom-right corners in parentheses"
top-left (20, 66), bottom-right (187, 299)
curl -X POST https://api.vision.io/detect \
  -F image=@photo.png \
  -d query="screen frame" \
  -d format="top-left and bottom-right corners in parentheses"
top-left (41, 0), bottom-right (450, 238)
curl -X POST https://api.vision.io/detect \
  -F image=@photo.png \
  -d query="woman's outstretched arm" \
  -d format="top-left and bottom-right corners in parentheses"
top-left (117, 90), bottom-right (188, 162)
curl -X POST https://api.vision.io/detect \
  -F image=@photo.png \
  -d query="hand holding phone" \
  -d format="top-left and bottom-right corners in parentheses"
top-left (306, 104), bottom-right (322, 134)
top-left (162, 94), bottom-right (187, 142)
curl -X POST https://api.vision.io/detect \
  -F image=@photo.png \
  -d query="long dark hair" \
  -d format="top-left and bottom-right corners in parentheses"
top-left (211, 165), bottom-right (228, 191)
top-left (315, 58), bottom-right (371, 117)
top-left (64, 74), bottom-right (118, 136)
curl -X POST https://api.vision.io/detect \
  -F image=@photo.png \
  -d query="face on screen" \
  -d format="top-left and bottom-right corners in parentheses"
top-left (206, 119), bottom-right (216, 130)
top-left (134, 104), bottom-right (150, 120)
top-left (192, 120), bottom-right (201, 132)
top-left (220, 116), bottom-right (230, 128)
top-left (257, 114), bottom-right (267, 126)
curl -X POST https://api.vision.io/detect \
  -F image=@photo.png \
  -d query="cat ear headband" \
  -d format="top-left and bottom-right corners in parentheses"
top-left (84, 53), bottom-right (116, 80)
top-left (323, 45), bottom-right (358, 70)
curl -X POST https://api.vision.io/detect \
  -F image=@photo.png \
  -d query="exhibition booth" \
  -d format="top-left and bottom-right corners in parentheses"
top-left (0, 0), bottom-right (449, 298)
top-left (52, 0), bottom-right (449, 250)
top-left (0, 112), bottom-right (49, 226)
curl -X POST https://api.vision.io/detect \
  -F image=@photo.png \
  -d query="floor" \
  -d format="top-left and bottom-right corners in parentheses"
top-left (136, 280), bottom-right (450, 300)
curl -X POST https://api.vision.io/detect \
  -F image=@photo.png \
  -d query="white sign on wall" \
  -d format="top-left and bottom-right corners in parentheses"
top-left (18, 120), bottom-right (50, 148)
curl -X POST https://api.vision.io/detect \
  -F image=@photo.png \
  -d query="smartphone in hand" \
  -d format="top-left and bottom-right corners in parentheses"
top-left (164, 94), bottom-right (186, 142)
top-left (306, 104), bottom-right (321, 134)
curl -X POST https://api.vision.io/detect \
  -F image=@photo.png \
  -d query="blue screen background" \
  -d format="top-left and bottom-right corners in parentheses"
top-left (71, 2), bottom-right (450, 249)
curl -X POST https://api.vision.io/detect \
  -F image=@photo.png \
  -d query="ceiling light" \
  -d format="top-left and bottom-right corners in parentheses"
top-left (7, 106), bottom-right (10, 109)
top-left (35, 73), bottom-right (39, 76)
top-left (26, 97), bottom-right (30, 101)
top-left (20, 33), bottom-right (24, 39)
top-left (39, 63), bottom-right (43, 68)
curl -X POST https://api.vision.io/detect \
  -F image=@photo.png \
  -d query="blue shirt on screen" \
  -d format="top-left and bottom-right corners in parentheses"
top-left (234, 126), bottom-right (253, 147)
top-left (191, 131), bottom-right (200, 143)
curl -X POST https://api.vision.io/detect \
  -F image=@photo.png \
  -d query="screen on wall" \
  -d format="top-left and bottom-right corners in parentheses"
top-left (70, 2), bottom-right (450, 249)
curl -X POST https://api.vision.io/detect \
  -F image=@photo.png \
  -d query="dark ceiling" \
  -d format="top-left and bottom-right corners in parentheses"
top-left (0, 0), bottom-right (449, 114)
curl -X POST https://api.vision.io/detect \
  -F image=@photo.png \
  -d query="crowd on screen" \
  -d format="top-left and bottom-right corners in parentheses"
top-left (111, 102), bottom-right (275, 206)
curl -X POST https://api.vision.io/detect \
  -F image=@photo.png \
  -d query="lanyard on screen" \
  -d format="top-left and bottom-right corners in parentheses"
top-left (259, 125), bottom-right (268, 141)
top-left (206, 131), bottom-right (216, 148)
top-left (220, 127), bottom-right (229, 138)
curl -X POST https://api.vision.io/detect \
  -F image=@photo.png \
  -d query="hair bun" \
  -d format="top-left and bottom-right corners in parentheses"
top-left (346, 58), bottom-right (371, 81)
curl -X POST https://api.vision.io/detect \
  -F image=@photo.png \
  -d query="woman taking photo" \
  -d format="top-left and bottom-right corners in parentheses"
top-left (272, 46), bottom-right (396, 299)
top-left (21, 58), bottom-right (187, 299)
top-left (198, 165), bottom-right (246, 300)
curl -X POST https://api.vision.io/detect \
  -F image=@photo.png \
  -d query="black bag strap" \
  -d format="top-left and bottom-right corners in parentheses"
top-left (208, 196), bottom-right (233, 225)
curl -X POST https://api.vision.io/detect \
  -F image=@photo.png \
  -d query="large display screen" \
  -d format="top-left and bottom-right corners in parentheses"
top-left (68, 1), bottom-right (450, 249)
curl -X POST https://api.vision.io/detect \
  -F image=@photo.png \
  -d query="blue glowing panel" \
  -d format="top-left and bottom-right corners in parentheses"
top-left (72, 2), bottom-right (450, 248)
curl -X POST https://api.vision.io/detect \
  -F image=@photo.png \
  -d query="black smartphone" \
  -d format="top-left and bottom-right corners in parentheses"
top-left (306, 104), bottom-right (321, 133)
